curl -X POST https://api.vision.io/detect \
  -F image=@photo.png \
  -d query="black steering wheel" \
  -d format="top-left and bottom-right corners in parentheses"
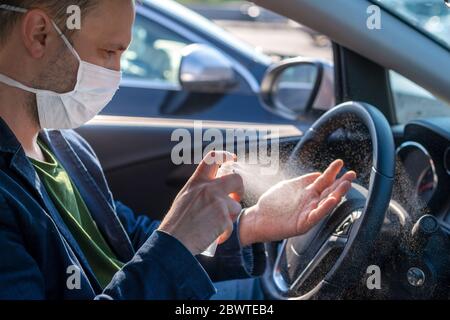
top-left (262, 101), bottom-right (396, 299)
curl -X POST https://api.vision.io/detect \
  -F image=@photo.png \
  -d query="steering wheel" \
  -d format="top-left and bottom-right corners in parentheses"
top-left (262, 101), bottom-right (396, 299)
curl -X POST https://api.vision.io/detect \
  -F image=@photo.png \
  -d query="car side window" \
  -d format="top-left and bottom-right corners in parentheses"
top-left (390, 71), bottom-right (450, 123)
top-left (121, 14), bottom-right (191, 85)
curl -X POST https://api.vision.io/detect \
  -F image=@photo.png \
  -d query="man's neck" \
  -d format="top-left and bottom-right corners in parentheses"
top-left (0, 84), bottom-right (45, 161)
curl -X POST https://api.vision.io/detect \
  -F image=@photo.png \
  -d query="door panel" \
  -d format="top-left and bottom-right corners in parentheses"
top-left (77, 115), bottom-right (302, 220)
top-left (102, 86), bottom-right (294, 124)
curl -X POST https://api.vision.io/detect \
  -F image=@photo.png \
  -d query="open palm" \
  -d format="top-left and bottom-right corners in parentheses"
top-left (239, 160), bottom-right (356, 246)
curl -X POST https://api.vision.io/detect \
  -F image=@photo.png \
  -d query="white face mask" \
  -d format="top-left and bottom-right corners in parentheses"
top-left (0, 4), bottom-right (122, 129)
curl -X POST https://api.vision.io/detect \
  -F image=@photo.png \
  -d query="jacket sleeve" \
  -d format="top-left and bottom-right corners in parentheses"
top-left (0, 198), bottom-right (46, 299)
top-left (114, 201), bottom-right (161, 249)
top-left (98, 230), bottom-right (217, 300)
top-left (196, 211), bottom-right (267, 283)
top-left (115, 201), bottom-right (267, 283)
top-left (0, 193), bottom-right (215, 300)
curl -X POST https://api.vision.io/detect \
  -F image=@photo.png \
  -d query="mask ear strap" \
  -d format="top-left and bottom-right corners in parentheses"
top-left (0, 4), bottom-right (28, 13)
top-left (0, 73), bottom-right (40, 94)
top-left (51, 21), bottom-right (81, 62)
top-left (0, 73), bottom-right (64, 96)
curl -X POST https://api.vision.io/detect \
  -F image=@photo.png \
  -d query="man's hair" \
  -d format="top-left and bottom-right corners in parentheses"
top-left (0, 0), bottom-right (99, 45)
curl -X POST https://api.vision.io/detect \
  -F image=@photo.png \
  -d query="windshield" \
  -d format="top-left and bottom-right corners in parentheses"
top-left (373, 0), bottom-right (450, 49)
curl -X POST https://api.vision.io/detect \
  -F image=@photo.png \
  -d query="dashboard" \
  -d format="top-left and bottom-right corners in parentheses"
top-left (264, 116), bottom-right (450, 299)
top-left (398, 118), bottom-right (450, 229)
top-left (397, 142), bottom-right (438, 207)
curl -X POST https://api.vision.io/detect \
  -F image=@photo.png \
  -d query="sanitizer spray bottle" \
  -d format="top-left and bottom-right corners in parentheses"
top-left (201, 162), bottom-right (242, 257)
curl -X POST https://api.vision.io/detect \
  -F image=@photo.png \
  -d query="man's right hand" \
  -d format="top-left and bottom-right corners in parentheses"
top-left (158, 151), bottom-right (244, 256)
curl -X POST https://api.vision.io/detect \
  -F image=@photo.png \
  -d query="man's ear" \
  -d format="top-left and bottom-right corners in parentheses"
top-left (21, 9), bottom-right (54, 59)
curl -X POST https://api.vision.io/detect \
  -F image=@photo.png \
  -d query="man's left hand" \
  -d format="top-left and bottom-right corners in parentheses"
top-left (238, 159), bottom-right (356, 246)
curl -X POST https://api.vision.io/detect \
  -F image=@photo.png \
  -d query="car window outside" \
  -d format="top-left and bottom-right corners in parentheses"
top-left (121, 14), bottom-right (191, 85)
top-left (114, 1), bottom-right (335, 123)
top-left (390, 71), bottom-right (450, 123)
top-left (373, 0), bottom-right (450, 50)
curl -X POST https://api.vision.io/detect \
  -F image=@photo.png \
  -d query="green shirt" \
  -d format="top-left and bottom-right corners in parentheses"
top-left (30, 140), bottom-right (124, 289)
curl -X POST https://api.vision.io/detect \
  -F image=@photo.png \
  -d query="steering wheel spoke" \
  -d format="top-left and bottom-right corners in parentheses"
top-left (289, 234), bottom-right (348, 294)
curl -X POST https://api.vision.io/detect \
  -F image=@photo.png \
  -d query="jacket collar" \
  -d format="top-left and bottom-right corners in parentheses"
top-left (0, 117), bottom-right (22, 154)
top-left (0, 117), bottom-right (44, 196)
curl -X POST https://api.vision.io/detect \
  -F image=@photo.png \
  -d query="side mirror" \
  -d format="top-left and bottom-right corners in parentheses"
top-left (260, 58), bottom-right (335, 119)
top-left (179, 44), bottom-right (237, 93)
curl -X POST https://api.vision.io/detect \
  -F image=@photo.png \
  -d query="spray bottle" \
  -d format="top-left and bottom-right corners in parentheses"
top-left (201, 162), bottom-right (242, 257)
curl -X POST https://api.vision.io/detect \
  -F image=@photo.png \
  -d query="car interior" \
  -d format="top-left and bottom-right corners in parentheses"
top-left (75, 0), bottom-right (450, 299)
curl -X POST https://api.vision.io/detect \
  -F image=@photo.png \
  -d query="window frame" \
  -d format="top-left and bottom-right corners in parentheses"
top-left (333, 44), bottom-right (398, 124)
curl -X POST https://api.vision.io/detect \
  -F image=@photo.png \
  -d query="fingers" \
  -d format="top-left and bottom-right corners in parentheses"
top-left (212, 173), bottom-right (244, 199)
top-left (217, 226), bottom-right (233, 245)
top-left (193, 151), bottom-right (236, 181)
top-left (305, 180), bottom-right (352, 229)
top-left (305, 196), bottom-right (339, 230)
top-left (328, 180), bottom-right (352, 203)
top-left (344, 170), bottom-right (357, 182)
top-left (217, 198), bottom-right (241, 244)
top-left (290, 172), bottom-right (321, 186)
top-left (320, 170), bottom-right (356, 201)
top-left (311, 159), bottom-right (344, 193)
top-left (226, 197), bottom-right (243, 221)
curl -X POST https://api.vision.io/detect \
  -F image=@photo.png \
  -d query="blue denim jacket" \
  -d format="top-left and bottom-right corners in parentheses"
top-left (0, 119), bottom-right (266, 300)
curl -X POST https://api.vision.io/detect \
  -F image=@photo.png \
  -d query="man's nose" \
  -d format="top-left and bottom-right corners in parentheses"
top-left (112, 57), bottom-right (122, 72)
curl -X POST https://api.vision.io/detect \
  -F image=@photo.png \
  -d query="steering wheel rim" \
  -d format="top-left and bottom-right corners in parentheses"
top-left (262, 101), bottom-right (396, 300)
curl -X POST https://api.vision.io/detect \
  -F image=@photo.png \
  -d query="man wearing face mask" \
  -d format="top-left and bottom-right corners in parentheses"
top-left (0, 0), bottom-right (355, 300)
